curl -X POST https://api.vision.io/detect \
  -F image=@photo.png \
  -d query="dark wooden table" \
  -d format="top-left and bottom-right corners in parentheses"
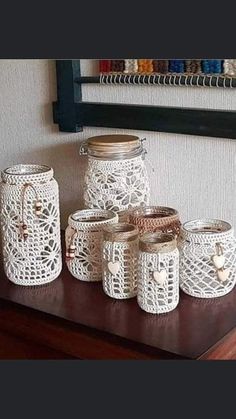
top-left (1, 234), bottom-right (236, 359)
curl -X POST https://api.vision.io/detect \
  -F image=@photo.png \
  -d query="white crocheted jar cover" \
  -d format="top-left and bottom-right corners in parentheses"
top-left (102, 239), bottom-right (138, 299)
top-left (0, 164), bottom-right (62, 286)
top-left (84, 155), bottom-right (150, 212)
top-left (137, 249), bottom-right (179, 314)
top-left (179, 220), bottom-right (236, 298)
top-left (65, 209), bottom-right (118, 282)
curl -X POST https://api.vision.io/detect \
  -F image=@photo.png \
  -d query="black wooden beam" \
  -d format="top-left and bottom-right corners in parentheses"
top-left (53, 60), bottom-right (82, 132)
top-left (76, 102), bottom-right (236, 139)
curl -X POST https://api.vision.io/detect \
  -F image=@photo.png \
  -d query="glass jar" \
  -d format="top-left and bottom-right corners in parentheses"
top-left (80, 134), bottom-right (150, 213)
top-left (102, 223), bottom-right (139, 299)
top-left (65, 209), bottom-right (118, 282)
top-left (0, 164), bottom-right (62, 286)
top-left (129, 206), bottom-right (181, 235)
top-left (179, 219), bottom-right (236, 298)
top-left (137, 232), bottom-right (179, 314)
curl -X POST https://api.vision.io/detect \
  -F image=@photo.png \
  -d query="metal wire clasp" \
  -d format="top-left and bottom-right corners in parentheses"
top-left (79, 140), bottom-right (88, 155)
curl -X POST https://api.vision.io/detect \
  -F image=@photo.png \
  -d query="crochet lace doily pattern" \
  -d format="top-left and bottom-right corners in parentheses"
top-left (102, 240), bottom-right (138, 299)
top-left (179, 219), bottom-right (236, 298)
top-left (84, 155), bottom-right (150, 212)
top-left (137, 249), bottom-right (179, 314)
top-left (0, 165), bottom-right (62, 286)
top-left (65, 209), bottom-right (118, 282)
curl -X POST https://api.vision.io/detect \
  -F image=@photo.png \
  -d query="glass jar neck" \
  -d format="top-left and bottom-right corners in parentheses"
top-left (103, 223), bottom-right (139, 242)
top-left (87, 147), bottom-right (145, 160)
top-left (139, 232), bottom-right (177, 253)
top-left (1, 164), bottom-right (53, 185)
top-left (181, 219), bottom-right (233, 244)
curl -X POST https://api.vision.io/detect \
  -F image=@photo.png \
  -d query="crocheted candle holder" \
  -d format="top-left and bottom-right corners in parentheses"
top-left (129, 206), bottom-right (181, 235)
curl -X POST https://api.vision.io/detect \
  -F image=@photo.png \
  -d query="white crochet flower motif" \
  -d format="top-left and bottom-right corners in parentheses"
top-left (117, 175), bottom-right (147, 206)
top-left (75, 237), bottom-right (101, 273)
top-left (0, 207), bottom-right (20, 237)
top-left (41, 240), bottom-right (61, 270)
top-left (5, 247), bottom-right (26, 275)
top-left (38, 203), bottom-right (58, 232)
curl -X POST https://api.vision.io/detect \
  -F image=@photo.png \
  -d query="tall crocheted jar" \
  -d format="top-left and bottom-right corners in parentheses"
top-left (179, 219), bottom-right (236, 298)
top-left (0, 164), bottom-right (62, 286)
top-left (129, 206), bottom-right (181, 236)
top-left (137, 232), bottom-right (179, 314)
top-left (65, 209), bottom-right (118, 282)
top-left (102, 223), bottom-right (139, 299)
top-left (80, 134), bottom-right (150, 214)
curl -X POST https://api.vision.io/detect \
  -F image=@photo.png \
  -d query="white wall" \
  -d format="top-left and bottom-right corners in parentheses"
top-left (0, 59), bottom-right (235, 229)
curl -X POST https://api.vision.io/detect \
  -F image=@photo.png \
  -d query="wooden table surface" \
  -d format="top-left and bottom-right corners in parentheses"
top-left (0, 234), bottom-right (236, 359)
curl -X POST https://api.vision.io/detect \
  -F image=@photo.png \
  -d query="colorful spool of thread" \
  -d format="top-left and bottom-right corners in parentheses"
top-left (185, 60), bottom-right (202, 74)
top-left (124, 59), bottom-right (138, 73)
top-left (152, 60), bottom-right (169, 73)
top-left (138, 59), bottom-right (154, 73)
top-left (110, 60), bottom-right (125, 72)
top-left (201, 60), bottom-right (223, 74)
top-left (99, 60), bottom-right (111, 73)
top-left (224, 59), bottom-right (236, 76)
top-left (169, 60), bottom-right (185, 73)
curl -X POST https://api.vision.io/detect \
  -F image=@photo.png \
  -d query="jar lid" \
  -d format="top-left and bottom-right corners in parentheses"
top-left (139, 232), bottom-right (177, 253)
top-left (103, 223), bottom-right (139, 242)
top-left (84, 134), bottom-right (143, 158)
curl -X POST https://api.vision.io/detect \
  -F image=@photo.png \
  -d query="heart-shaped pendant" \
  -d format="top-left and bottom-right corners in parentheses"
top-left (153, 270), bottom-right (167, 286)
top-left (108, 261), bottom-right (120, 275)
top-left (217, 268), bottom-right (230, 283)
top-left (212, 254), bottom-right (225, 269)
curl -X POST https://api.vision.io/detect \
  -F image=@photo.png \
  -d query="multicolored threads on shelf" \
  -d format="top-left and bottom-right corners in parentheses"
top-left (99, 59), bottom-right (234, 76)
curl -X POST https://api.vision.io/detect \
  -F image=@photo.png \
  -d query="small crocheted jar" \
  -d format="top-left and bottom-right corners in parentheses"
top-left (80, 134), bottom-right (150, 214)
top-left (179, 219), bottom-right (236, 298)
top-left (129, 206), bottom-right (181, 235)
top-left (0, 164), bottom-right (62, 286)
top-left (65, 209), bottom-right (118, 282)
top-left (137, 232), bottom-right (179, 314)
top-left (102, 223), bottom-right (139, 299)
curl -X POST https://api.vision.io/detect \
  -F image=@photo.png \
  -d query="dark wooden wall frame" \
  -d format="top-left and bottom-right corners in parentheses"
top-left (53, 60), bottom-right (236, 139)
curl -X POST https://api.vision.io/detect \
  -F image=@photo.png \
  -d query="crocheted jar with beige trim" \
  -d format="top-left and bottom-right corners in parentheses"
top-left (179, 219), bottom-right (236, 298)
top-left (65, 209), bottom-right (118, 282)
top-left (0, 164), bottom-right (62, 286)
top-left (129, 206), bottom-right (181, 235)
top-left (137, 232), bottom-right (179, 314)
top-left (102, 223), bottom-right (139, 299)
top-left (80, 134), bottom-right (150, 213)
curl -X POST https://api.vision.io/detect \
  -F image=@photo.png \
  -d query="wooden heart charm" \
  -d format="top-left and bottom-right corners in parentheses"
top-left (108, 261), bottom-right (120, 275)
top-left (212, 254), bottom-right (225, 269)
top-left (153, 270), bottom-right (167, 286)
top-left (217, 268), bottom-right (230, 283)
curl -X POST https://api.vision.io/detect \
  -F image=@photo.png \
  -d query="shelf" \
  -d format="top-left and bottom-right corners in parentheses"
top-left (75, 74), bottom-right (236, 88)
top-left (1, 232), bottom-right (236, 359)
